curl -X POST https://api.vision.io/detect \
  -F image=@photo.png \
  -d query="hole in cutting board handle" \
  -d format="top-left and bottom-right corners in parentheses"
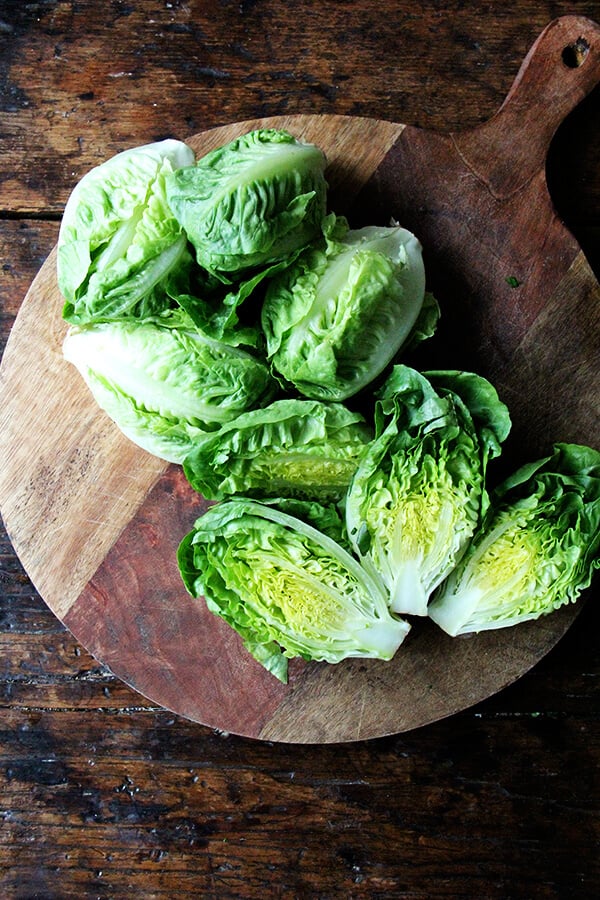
top-left (562, 36), bottom-right (590, 68)
top-left (451, 17), bottom-right (600, 197)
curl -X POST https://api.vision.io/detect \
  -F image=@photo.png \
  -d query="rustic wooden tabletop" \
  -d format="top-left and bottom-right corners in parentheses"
top-left (1, 2), bottom-right (599, 897)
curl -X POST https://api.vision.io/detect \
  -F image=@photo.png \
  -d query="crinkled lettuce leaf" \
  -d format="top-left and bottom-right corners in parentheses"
top-left (261, 215), bottom-right (428, 400)
top-left (266, 497), bottom-right (352, 553)
top-left (174, 252), bottom-right (305, 348)
top-left (183, 397), bottom-right (372, 502)
top-left (178, 499), bottom-right (410, 682)
top-left (63, 311), bottom-right (276, 463)
top-left (58, 139), bottom-right (195, 324)
top-left (428, 443), bottom-right (600, 635)
top-left (165, 129), bottom-right (327, 278)
top-left (345, 365), bottom-right (511, 616)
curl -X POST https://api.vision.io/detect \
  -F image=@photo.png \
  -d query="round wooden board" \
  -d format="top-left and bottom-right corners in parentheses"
top-left (2, 17), bottom-right (600, 742)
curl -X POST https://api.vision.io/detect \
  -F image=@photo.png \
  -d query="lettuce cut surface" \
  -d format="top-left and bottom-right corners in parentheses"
top-left (345, 365), bottom-right (511, 616)
top-left (183, 398), bottom-right (372, 502)
top-left (428, 443), bottom-right (600, 635)
top-left (178, 500), bottom-right (410, 682)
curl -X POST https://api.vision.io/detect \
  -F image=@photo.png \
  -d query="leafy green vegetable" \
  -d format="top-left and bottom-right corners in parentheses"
top-left (178, 499), bottom-right (410, 682)
top-left (261, 215), bottom-right (428, 400)
top-left (62, 312), bottom-right (276, 463)
top-left (183, 398), bottom-right (372, 502)
top-left (267, 497), bottom-right (352, 553)
top-left (399, 290), bottom-right (440, 355)
top-left (58, 139), bottom-right (195, 324)
top-left (428, 443), bottom-right (600, 635)
top-left (175, 259), bottom-right (286, 348)
top-left (345, 366), bottom-right (511, 616)
top-left (165, 129), bottom-right (327, 278)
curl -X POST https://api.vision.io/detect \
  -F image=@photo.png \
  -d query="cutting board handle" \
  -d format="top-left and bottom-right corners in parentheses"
top-left (453, 15), bottom-right (600, 195)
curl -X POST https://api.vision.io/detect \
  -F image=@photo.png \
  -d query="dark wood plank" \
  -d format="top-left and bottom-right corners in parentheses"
top-left (0, 1), bottom-right (598, 214)
top-left (1, 706), bottom-right (599, 898)
top-left (0, 219), bottom-right (58, 355)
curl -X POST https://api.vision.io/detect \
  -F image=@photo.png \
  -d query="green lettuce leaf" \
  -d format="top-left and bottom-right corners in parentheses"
top-left (174, 252), bottom-right (305, 348)
top-left (345, 365), bottom-right (511, 616)
top-left (178, 499), bottom-right (410, 682)
top-left (428, 443), bottom-right (600, 635)
top-left (63, 311), bottom-right (276, 463)
top-left (165, 129), bottom-right (327, 278)
top-left (183, 397), bottom-right (372, 501)
top-left (265, 498), bottom-right (352, 553)
top-left (58, 139), bottom-right (195, 324)
top-left (261, 215), bottom-right (428, 400)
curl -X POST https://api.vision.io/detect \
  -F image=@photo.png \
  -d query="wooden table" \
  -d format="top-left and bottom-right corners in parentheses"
top-left (1, 2), bottom-right (599, 896)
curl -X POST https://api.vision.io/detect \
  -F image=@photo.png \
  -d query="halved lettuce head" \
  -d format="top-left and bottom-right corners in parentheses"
top-left (428, 443), bottom-right (600, 635)
top-left (182, 398), bottom-right (372, 502)
top-left (62, 312), bottom-right (276, 463)
top-left (178, 499), bottom-right (410, 682)
top-left (345, 366), bottom-right (511, 616)
top-left (165, 129), bottom-right (328, 278)
top-left (261, 215), bottom-right (431, 401)
top-left (58, 139), bottom-right (195, 324)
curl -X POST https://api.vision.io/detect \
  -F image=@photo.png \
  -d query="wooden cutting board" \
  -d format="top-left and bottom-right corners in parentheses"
top-left (1, 16), bottom-right (599, 744)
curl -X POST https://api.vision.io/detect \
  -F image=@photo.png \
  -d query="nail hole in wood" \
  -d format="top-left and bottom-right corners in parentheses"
top-left (562, 37), bottom-right (590, 68)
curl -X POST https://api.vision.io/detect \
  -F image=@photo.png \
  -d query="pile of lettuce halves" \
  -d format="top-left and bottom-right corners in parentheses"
top-left (58, 130), bottom-right (600, 683)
